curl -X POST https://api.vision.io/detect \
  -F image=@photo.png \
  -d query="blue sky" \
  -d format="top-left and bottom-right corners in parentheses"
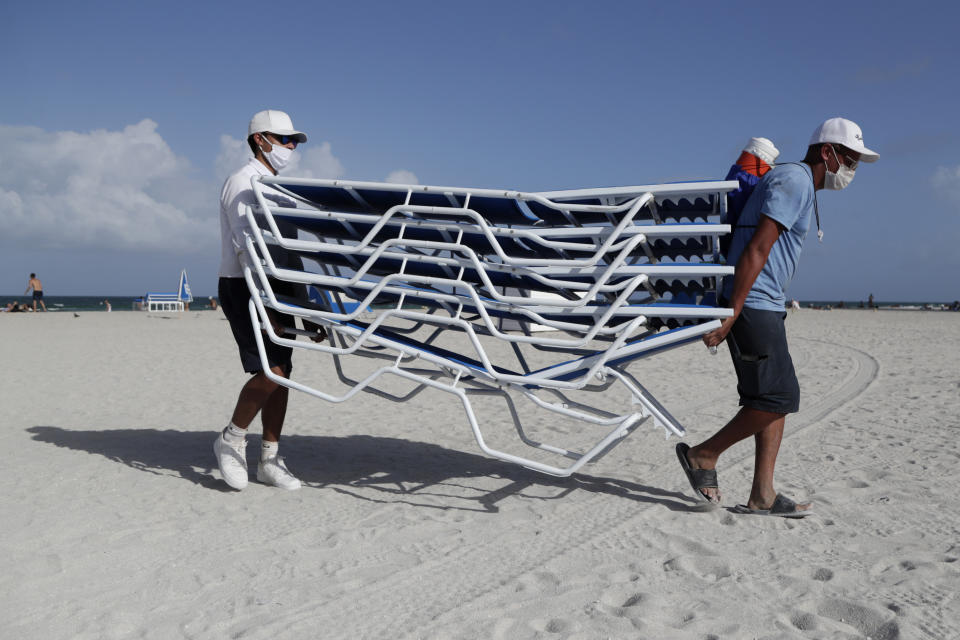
top-left (1, 1), bottom-right (958, 301)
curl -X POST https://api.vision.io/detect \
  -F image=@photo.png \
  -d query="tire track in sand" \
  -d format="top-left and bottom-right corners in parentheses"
top-left (787, 336), bottom-right (879, 433)
top-left (250, 337), bottom-right (879, 639)
top-left (413, 337), bottom-right (882, 638)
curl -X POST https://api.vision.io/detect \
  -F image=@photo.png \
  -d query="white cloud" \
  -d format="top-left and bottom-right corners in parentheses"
top-left (385, 169), bottom-right (419, 185)
top-left (0, 187), bottom-right (23, 216)
top-left (0, 122), bottom-right (351, 253)
top-left (289, 142), bottom-right (346, 180)
top-left (932, 165), bottom-right (960, 204)
top-left (0, 120), bottom-right (213, 252)
top-left (214, 134), bottom-right (251, 185)
top-left (854, 58), bottom-right (930, 85)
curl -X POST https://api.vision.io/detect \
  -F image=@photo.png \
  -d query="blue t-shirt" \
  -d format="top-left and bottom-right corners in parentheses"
top-left (721, 163), bottom-right (815, 311)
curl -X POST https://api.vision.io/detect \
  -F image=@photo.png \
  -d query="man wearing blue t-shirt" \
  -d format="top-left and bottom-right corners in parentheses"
top-left (676, 118), bottom-right (879, 517)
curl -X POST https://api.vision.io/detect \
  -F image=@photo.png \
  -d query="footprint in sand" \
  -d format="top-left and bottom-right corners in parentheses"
top-left (529, 617), bottom-right (570, 634)
top-left (790, 611), bottom-right (818, 631)
top-left (813, 567), bottom-right (834, 581)
top-left (621, 593), bottom-right (645, 608)
top-left (817, 598), bottom-right (901, 639)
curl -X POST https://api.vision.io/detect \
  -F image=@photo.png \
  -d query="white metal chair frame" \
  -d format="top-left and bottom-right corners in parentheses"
top-left (234, 177), bottom-right (737, 476)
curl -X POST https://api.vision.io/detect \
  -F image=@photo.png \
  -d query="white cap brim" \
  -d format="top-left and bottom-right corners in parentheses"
top-left (850, 144), bottom-right (879, 163)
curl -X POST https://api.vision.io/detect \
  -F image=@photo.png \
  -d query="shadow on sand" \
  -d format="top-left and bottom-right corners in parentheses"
top-left (27, 425), bottom-right (695, 513)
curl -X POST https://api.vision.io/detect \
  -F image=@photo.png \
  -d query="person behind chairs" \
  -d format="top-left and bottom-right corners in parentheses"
top-left (677, 118), bottom-right (879, 517)
top-left (25, 273), bottom-right (47, 312)
top-left (213, 109), bottom-right (324, 491)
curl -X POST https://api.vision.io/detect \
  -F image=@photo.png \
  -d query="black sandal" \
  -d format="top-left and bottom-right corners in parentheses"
top-left (732, 494), bottom-right (813, 518)
top-left (676, 442), bottom-right (719, 503)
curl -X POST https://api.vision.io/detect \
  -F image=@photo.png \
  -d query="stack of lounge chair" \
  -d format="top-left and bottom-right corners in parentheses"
top-left (236, 176), bottom-right (736, 476)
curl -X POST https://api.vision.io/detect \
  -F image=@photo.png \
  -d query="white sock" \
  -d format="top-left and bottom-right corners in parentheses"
top-left (223, 423), bottom-right (247, 445)
top-left (261, 440), bottom-right (279, 462)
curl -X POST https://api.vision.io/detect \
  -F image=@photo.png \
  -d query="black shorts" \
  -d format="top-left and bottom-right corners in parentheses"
top-left (726, 306), bottom-right (800, 414)
top-left (33, 290), bottom-right (43, 300)
top-left (218, 277), bottom-right (293, 375)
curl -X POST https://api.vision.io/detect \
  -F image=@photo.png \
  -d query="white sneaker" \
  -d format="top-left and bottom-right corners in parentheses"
top-left (256, 456), bottom-right (302, 490)
top-left (213, 432), bottom-right (249, 490)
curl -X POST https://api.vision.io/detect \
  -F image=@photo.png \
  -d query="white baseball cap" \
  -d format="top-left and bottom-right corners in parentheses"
top-left (248, 109), bottom-right (307, 143)
top-left (809, 117), bottom-right (878, 163)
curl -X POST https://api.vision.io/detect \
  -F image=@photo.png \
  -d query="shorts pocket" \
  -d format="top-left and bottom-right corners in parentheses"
top-left (735, 352), bottom-right (770, 400)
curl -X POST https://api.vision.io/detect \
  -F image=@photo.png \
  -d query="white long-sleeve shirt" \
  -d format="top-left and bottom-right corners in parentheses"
top-left (217, 158), bottom-right (296, 278)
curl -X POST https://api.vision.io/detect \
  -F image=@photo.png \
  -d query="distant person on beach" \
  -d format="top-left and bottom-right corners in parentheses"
top-left (25, 274), bottom-right (47, 312)
top-left (677, 118), bottom-right (879, 518)
top-left (104, 300), bottom-right (112, 312)
top-left (209, 296), bottom-right (217, 311)
top-left (213, 109), bottom-right (325, 492)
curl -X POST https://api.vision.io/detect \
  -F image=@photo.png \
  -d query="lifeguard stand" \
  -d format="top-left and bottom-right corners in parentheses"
top-left (144, 269), bottom-right (192, 313)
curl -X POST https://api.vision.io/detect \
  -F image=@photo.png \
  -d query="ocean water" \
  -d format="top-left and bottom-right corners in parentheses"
top-left (801, 300), bottom-right (959, 310)
top-left (0, 295), bottom-right (218, 313)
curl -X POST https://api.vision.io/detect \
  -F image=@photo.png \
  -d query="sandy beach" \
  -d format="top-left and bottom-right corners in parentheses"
top-left (1, 309), bottom-right (958, 639)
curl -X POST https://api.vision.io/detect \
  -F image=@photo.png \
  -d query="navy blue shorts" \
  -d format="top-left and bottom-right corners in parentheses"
top-left (726, 306), bottom-right (800, 414)
top-left (218, 277), bottom-right (293, 375)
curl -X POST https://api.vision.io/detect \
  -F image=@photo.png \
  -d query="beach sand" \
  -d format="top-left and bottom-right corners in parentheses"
top-left (1, 309), bottom-right (958, 639)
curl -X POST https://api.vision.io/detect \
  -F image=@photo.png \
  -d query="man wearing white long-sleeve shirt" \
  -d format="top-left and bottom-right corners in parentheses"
top-left (214, 109), bottom-right (322, 491)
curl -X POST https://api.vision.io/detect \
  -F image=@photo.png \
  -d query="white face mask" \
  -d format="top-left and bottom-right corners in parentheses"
top-left (824, 147), bottom-right (855, 190)
top-left (260, 135), bottom-right (294, 173)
